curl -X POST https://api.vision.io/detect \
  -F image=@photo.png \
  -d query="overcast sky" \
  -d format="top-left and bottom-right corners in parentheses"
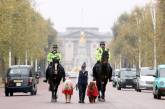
top-left (35, 0), bottom-right (149, 32)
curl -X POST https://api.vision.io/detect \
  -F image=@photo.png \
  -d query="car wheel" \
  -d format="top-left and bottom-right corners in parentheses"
top-left (117, 84), bottom-right (121, 90)
top-left (10, 92), bottom-right (13, 96)
top-left (34, 90), bottom-right (37, 95)
top-left (155, 87), bottom-right (161, 99)
top-left (136, 84), bottom-right (141, 92)
top-left (153, 93), bottom-right (157, 99)
top-left (30, 91), bottom-right (34, 95)
top-left (136, 88), bottom-right (141, 92)
top-left (135, 87), bottom-right (138, 91)
top-left (5, 91), bottom-right (9, 96)
top-left (30, 85), bottom-right (35, 95)
top-left (113, 83), bottom-right (116, 87)
top-left (157, 95), bottom-right (161, 99)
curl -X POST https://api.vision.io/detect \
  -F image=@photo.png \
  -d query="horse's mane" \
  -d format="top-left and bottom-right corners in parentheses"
top-left (101, 50), bottom-right (109, 62)
top-left (49, 58), bottom-right (61, 77)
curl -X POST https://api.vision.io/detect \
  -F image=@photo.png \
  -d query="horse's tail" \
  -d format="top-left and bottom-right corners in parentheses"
top-left (108, 64), bottom-right (113, 80)
top-left (92, 65), bottom-right (97, 81)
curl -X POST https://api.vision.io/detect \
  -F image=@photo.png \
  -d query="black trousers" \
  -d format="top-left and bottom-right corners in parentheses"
top-left (78, 84), bottom-right (87, 102)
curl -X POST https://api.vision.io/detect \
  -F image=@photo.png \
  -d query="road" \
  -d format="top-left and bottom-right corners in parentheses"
top-left (0, 78), bottom-right (164, 109)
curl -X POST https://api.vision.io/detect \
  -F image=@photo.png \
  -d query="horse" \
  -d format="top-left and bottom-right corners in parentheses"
top-left (92, 50), bottom-right (112, 102)
top-left (47, 58), bottom-right (65, 102)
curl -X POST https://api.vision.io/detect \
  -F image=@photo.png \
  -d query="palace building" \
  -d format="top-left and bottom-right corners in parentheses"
top-left (57, 27), bottom-right (112, 72)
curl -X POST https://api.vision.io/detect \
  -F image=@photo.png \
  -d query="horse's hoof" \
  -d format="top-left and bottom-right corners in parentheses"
top-left (51, 99), bottom-right (54, 102)
top-left (51, 99), bottom-right (57, 102)
top-left (100, 98), bottom-right (105, 102)
top-left (98, 98), bottom-right (101, 101)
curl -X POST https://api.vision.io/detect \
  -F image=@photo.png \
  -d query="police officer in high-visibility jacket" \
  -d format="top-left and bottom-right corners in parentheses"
top-left (44, 44), bottom-right (65, 82)
top-left (95, 41), bottom-right (111, 63)
top-left (93, 41), bottom-right (112, 101)
top-left (93, 41), bottom-right (112, 80)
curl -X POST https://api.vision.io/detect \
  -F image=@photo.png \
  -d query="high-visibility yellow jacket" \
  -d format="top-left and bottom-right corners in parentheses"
top-left (47, 51), bottom-right (62, 63)
top-left (95, 48), bottom-right (111, 62)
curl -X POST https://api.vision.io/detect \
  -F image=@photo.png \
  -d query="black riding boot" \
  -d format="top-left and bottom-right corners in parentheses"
top-left (44, 64), bottom-right (52, 82)
top-left (43, 68), bottom-right (49, 82)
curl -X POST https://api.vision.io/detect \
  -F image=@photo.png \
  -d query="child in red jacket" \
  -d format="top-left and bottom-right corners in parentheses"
top-left (87, 81), bottom-right (99, 103)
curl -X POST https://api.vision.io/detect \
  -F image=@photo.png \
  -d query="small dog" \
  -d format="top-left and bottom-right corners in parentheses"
top-left (87, 81), bottom-right (99, 103)
top-left (62, 78), bottom-right (74, 103)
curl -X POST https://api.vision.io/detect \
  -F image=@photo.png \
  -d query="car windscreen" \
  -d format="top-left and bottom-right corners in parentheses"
top-left (8, 68), bottom-right (30, 77)
top-left (120, 71), bottom-right (136, 78)
top-left (159, 68), bottom-right (165, 77)
top-left (140, 69), bottom-right (155, 76)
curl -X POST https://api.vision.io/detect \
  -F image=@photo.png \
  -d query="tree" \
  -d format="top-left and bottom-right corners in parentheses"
top-left (0, 0), bottom-right (57, 77)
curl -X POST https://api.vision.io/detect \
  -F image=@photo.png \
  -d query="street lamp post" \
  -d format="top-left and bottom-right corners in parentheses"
top-left (134, 12), bottom-right (141, 69)
top-left (25, 50), bottom-right (28, 65)
top-left (136, 19), bottom-right (141, 69)
top-left (150, 0), bottom-right (157, 68)
top-left (119, 54), bottom-right (122, 69)
top-left (9, 48), bottom-right (11, 67)
top-left (8, 6), bottom-right (13, 67)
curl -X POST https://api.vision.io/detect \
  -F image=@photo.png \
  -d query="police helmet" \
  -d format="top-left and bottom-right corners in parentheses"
top-left (53, 44), bottom-right (58, 48)
top-left (100, 41), bottom-right (105, 45)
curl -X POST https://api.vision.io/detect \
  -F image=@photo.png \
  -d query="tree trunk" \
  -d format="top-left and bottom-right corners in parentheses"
top-left (0, 54), bottom-right (6, 82)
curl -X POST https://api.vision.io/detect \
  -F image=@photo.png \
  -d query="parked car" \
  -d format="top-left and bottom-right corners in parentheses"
top-left (116, 68), bottom-right (137, 90)
top-left (5, 65), bottom-right (38, 96)
top-left (112, 69), bottom-right (119, 87)
top-left (136, 67), bottom-right (156, 92)
top-left (153, 64), bottom-right (165, 99)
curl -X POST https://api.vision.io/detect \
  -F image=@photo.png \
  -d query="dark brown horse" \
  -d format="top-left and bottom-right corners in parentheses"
top-left (47, 59), bottom-right (65, 102)
top-left (93, 50), bottom-right (112, 102)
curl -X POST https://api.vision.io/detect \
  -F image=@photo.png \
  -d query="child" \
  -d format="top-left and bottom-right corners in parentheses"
top-left (62, 77), bottom-right (74, 103)
top-left (87, 81), bottom-right (99, 103)
top-left (77, 62), bottom-right (88, 103)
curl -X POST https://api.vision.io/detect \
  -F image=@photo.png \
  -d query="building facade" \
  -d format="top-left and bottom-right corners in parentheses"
top-left (57, 27), bottom-right (112, 72)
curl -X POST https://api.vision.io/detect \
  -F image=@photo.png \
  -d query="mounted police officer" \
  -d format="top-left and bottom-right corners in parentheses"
top-left (94, 41), bottom-right (111, 70)
top-left (93, 41), bottom-right (112, 101)
top-left (44, 44), bottom-right (65, 82)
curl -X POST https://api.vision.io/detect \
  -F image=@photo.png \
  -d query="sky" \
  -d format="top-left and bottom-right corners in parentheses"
top-left (35, 0), bottom-right (149, 32)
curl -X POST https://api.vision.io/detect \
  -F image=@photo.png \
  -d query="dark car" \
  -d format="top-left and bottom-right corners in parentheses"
top-left (5, 65), bottom-right (38, 96)
top-left (116, 68), bottom-right (137, 90)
